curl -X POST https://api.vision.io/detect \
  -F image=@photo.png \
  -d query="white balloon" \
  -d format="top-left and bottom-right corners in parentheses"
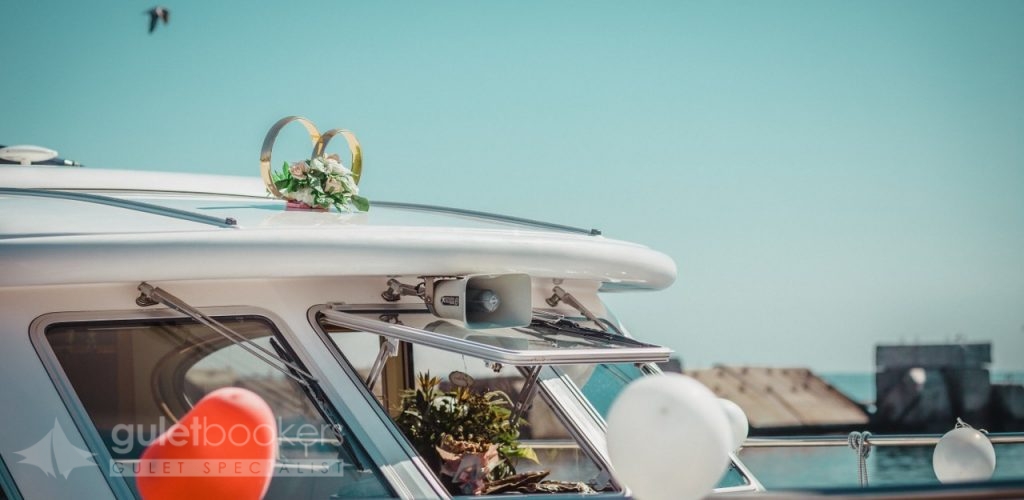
top-left (719, 398), bottom-right (749, 452)
top-left (606, 373), bottom-right (732, 500)
top-left (932, 427), bottom-right (996, 483)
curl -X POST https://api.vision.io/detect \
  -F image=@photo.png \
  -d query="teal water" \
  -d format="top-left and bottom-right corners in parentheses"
top-left (740, 443), bottom-right (1024, 489)
top-left (738, 372), bottom-right (1024, 489)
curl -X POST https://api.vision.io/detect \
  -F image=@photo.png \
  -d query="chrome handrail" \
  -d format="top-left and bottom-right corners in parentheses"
top-left (0, 187), bottom-right (238, 228)
top-left (742, 432), bottom-right (1024, 448)
top-left (373, 201), bottom-right (602, 236)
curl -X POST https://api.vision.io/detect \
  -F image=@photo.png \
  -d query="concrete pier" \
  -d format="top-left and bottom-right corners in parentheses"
top-left (687, 365), bottom-right (869, 435)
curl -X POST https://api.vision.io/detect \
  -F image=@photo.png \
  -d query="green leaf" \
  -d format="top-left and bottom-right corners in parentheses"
top-left (352, 195), bottom-right (370, 212)
top-left (514, 446), bottom-right (539, 464)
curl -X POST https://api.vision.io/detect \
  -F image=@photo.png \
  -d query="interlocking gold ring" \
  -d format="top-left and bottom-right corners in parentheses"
top-left (259, 116), bottom-right (365, 198)
top-left (259, 116), bottom-right (321, 199)
top-left (313, 128), bottom-right (363, 185)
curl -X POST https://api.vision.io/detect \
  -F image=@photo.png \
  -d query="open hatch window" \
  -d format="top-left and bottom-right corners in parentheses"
top-left (318, 307), bottom-right (672, 496)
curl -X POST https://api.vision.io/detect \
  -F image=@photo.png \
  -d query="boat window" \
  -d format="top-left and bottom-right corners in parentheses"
top-left (321, 310), bottom-right (632, 496)
top-left (572, 362), bottom-right (751, 489)
top-left (43, 316), bottom-right (394, 499)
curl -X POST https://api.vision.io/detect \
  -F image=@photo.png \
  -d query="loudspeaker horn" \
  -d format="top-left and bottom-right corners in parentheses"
top-left (431, 274), bottom-right (532, 329)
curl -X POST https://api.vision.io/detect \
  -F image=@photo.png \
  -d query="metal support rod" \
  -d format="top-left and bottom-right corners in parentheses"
top-left (512, 366), bottom-right (543, 427)
top-left (365, 338), bottom-right (400, 388)
top-left (136, 282), bottom-right (315, 384)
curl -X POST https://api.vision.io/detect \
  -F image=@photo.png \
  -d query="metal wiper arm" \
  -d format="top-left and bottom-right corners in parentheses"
top-left (136, 282), bottom-right (313, 385)
top-left (268, 338), bottom-right (371, 472)
top-left (543, 286), bottom-right (621, 334)
top-left (137, 283), bottom-right (372, 471)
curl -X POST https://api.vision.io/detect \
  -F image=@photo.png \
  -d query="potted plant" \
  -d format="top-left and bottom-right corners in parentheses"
top-left (394, 373), bottom-right (538, 495)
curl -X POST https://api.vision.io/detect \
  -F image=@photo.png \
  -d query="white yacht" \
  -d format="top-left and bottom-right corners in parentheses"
top-left (0, 120), bottom-right (761, 499)
top-left (1, 120), bottom-right (1020, 500)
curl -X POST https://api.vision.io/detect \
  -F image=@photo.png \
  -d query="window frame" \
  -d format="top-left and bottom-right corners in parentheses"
top-left (313, 304), bottom-right (764, 496)
top-left (318, 308), bottom-right (674, 366)
top-left (306, 305), bottom-right (452, 498)
top-left (0, 453), bottom-right (22, 500)
top-left (28, 307), bottom-right (410, 500)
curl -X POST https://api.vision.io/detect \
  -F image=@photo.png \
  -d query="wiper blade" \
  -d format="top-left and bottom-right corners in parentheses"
top-left (528, 318), bottom-right (638, 345)
top-left (268, 338), bottom-right (371, 472)
top-left (542, 286), bottom-right (622, 334)
top-left (137, 282), bottom-right (312, 384)
top-left (136, 282), bottom-right (372, 470)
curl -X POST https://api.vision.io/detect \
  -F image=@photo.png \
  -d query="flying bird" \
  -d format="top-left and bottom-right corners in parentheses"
top-left (146, 6), bottom-right (170, 34)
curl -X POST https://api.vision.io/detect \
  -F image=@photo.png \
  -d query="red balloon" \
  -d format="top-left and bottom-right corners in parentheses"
top-left (137, 387), bottom-right (277, 500)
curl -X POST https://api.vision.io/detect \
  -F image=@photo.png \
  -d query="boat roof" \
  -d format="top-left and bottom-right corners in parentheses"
top-left (0, 166), bottom-right (676, 290)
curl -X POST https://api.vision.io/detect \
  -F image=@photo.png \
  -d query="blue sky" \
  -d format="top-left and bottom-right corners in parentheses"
top-left (3, 1), bottom-right (1022, 372)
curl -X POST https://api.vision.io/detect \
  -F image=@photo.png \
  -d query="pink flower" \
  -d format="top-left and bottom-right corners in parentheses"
top-left (324, 177), bottom-right (343, 194)
top-left (288, 161), bottom-right (308, 179)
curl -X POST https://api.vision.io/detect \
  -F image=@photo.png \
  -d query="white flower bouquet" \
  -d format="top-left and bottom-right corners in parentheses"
top-left (271, 154), bottom-right (369, 212)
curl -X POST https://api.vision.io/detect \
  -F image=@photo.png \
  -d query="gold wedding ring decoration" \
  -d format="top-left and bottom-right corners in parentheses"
top-left (259, 116), bottom-right (363, 200)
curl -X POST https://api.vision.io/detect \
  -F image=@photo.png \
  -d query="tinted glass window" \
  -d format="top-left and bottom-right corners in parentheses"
top-left (45, 316), bottom-right (394, 499)
top-left (576, 363), bottom-right (751, 489)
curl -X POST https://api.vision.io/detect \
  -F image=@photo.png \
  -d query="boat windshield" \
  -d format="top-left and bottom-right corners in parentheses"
top-left (570, 362), bottom-right (752, 490)
top-left (39, 315), bottom-right (394, 499)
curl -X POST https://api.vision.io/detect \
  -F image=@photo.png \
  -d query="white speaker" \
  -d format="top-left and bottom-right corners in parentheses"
top-left (431, 274), bottom-right (532, 329)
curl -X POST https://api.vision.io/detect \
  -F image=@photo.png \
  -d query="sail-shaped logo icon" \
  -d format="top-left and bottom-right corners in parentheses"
top-left (14, 419), bottom-right (95, 479)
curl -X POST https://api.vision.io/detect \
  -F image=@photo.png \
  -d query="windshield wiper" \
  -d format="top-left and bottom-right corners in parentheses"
top-left (136, 282), bottom-right (370, 471)
top-left (137, 282), bottom-right (312, 383)
top-left (527, 317), bottom-right (642, 345)
top-left (542, 286), bottom-right (622, 334)
top-left (268, 337), bottom-right (371, 472)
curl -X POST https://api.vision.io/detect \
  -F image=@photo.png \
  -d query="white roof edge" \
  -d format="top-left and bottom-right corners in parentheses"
top-left (0, 228), bottom-right (677, 290)
top-left (0, 165), bottom-right (678, 291)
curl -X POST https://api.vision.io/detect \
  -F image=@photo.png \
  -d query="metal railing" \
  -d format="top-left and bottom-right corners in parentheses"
top-left (739, 431), bottom-right (1024, 490)
top-left (742, 433), bottom-right (1024, 448)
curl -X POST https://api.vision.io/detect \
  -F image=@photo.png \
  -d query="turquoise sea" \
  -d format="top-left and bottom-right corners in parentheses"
top-left (735, 372), bottom-right (1024, 490)
top-left (740, 442), bottom-right (1024, 490)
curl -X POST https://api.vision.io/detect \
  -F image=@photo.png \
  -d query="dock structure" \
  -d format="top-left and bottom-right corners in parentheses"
top-left (686, 365), bottom-right (869, 435)
top-left (874, 342), bottom-right (995, 432)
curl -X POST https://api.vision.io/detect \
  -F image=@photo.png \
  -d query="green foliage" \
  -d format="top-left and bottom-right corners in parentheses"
top-left (395, 373), bottom-right (537, 483)
top-left (352, 195), bottom-right (370, 212)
